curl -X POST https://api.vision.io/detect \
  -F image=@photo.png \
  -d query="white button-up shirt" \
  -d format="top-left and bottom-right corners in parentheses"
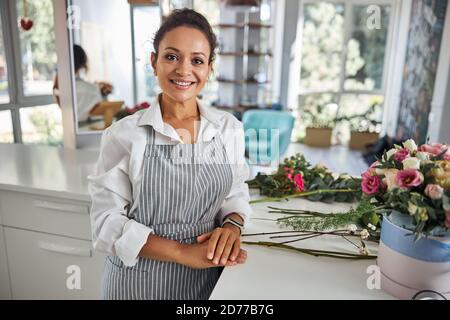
top-left (88, 97), bottom-right (252, 267)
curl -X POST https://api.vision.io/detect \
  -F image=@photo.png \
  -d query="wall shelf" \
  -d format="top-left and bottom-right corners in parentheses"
top-left (217, 78), bottom-right (269, 85)
top-left (214, 23), bottom-right (272, 29)
top-left (218, 51), bottom-right (272, 57)
top-left (212, 104), bottom-right (271, 113)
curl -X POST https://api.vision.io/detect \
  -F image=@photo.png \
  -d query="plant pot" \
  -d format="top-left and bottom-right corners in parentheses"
top-left (304, 127), bottom-right (332, 147)
top-left (349, 131), bottom-right (379, 150)
top-left (378, 212), bottom-right (450, 299)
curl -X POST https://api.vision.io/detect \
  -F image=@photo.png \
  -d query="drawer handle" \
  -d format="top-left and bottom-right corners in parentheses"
top-left (38, 241), bottom-right (92, 257)
top-left (33, 199), bottom-right (88, 214)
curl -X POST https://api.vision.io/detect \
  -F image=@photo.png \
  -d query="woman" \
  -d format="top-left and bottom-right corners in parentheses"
top-left (88, 9), bottom-right (252, 300)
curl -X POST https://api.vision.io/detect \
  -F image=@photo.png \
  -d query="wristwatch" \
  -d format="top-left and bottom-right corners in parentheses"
top-left (221, 216), bottom-right (244, 234)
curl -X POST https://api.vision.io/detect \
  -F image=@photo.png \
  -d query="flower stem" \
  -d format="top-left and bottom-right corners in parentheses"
top-left (242, 241), bottom-right (377, 260)
top-left (249, 189), bottom-right (358, 204)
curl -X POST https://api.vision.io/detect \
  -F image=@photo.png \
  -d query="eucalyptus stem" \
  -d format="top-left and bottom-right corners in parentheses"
top-left (242, 241), bottom-right (377, 260)
top-left (249, 189), bottom-right (358, 204)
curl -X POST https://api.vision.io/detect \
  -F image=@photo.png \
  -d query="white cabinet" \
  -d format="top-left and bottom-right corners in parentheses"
top-left (5, 227), bottom-right (106, 300)
top-left (0, 226), bottom-right (12, 299)
top-left (0, 191), bottom-right (91, 240)
top-left (0, 190), bottom-right (107, 300)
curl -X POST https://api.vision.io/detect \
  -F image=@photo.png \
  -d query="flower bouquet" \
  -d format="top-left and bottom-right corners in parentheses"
top-left (115, 101), bottom-right (150, 120)
top-left (248, 153), bottom-right (361, 203)
top-left (362, 139), bottom-right (450, 299)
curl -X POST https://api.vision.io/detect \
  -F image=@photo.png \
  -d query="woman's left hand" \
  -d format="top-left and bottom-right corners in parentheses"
top-left (197, 224), bottom-right (242, 266)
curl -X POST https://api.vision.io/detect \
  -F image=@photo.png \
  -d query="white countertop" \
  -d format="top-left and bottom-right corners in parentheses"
top-left (210, 192), bottom-right (394, 300)
top-left (0, 144), bottom-right (98, 202)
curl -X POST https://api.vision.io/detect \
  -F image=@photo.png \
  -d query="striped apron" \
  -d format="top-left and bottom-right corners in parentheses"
top-left (102, 125), bottom-right (233, 300)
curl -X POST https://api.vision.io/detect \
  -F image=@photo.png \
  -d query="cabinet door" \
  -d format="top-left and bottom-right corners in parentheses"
top-left (0, 226), bottom-right (12, 299)
top-left (5, 227), bottom-right (106, 300)
top-left (0, 191), bottom-right (91, 240)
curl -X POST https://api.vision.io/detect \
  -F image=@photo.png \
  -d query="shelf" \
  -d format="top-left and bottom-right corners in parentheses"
top-left (212, 104), bottom-right (271, 113)
top-left (218, 51), bottom-right (272, 57)
top-left (214, 23), bottom-right (272, 29)
top-left (217, 78), bottom-right (269, 85)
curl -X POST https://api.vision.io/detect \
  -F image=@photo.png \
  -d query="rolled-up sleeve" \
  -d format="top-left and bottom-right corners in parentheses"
top-left (88, 128), bottom-right (153, 267)
top-left (219, 122), bottom-right (253, 225)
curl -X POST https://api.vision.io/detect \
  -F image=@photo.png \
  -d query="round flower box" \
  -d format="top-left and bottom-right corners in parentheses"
top-left (378, 212), bottom-right (450, 299)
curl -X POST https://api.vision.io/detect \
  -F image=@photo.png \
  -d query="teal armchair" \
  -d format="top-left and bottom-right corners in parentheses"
top-left (242, 109), bottom-right (295, 165)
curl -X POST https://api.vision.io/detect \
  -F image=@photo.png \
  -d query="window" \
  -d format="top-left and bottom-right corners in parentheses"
top-left (294, 1), bottom-right (393, 142)
top-left (0, 0), bottom-right (61, 145)
top-left (0, 14), bottom-right (9, 104)
top-left (16, 0), bottom-right (57, 96)
top-left (0, 110), bottom-right (13, 143)
top-left (20, 104), bottom-right (62, 145)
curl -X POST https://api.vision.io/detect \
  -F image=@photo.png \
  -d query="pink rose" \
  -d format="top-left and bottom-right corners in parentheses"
top-left (285, 173), bottom-right (293, 181)
top-left (294, 173), bottom-right (305, 192)
top-left (394, 148), bottom-right (410, 163)
top-left (418, 143), bottom-right (450, 157)
top-left (368, 161), bottom-right (381, 175)
top-left (445, 211), bottom-right (450, 229)
top-left (424, 184), bottom-right (444, 200)
top-left (396, 169), bottom-right (424, 188)
top-left (383, 168), bottom-right (400, 191)
top-left (361, 171), bottom-right (381, 195)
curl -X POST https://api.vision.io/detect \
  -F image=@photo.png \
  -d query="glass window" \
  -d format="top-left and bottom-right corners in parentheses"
top-left (17, 0), bottom-right (57, 96)
top-left (0, 110), bottom-right (14, 143)
top-left (20, 104), bottom-right (63, 146)
top-left (132, 5), bottom-right (161, 104)
top-left (344, 5), bottom-right (391, 91)
top-left (300, 2), bottom-right (345, 93)
top-left (0, 14), bottom-right (9, 104)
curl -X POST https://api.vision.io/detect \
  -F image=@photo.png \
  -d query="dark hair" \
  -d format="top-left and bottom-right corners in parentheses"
top-left (73, 44), bottom-right (88, 73)
top-left (153, 9), bottom-right (217, 65)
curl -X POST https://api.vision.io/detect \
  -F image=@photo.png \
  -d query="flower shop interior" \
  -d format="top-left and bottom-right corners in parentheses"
top-left (0, 0), bottom-right (450, 301)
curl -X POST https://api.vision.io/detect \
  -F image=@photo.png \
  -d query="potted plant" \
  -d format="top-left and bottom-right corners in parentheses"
top-left (361, 140), bottom-right (450, 299)
top-left (303, 103), bottom-right (337, 148)
top-left (346, 100), bottom-right (382, 150)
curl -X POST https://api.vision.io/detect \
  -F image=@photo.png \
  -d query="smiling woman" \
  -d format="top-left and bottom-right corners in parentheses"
top-left (88, 9), bottom-right (252, 300)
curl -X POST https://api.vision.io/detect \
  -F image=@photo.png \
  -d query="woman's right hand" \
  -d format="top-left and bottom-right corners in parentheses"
top-left (177, 241), bottom-right (247, 269)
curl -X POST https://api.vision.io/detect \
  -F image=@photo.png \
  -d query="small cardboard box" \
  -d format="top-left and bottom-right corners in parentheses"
top-left (304, 127), bottom-right (332, 147)
top-left (349, 131), bottom-right (379, 150)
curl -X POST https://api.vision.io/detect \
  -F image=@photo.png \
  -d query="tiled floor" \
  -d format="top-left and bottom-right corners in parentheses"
top-left (248, 143), bottom-right (369, 178)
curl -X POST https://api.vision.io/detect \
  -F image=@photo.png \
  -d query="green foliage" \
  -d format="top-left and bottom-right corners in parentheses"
top-left (276, 199), bottom-right (381, 235)
top-left (18, 0), bottom-right (56, 80)
top-left (247, 153), bottom-right (362, 202)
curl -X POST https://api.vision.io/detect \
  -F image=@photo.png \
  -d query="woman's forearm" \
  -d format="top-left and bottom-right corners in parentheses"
top-left (138, 234), bottom-right (183, 263)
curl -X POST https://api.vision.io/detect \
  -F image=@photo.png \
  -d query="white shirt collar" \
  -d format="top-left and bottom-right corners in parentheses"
top-left (137, 95), bottom-right (225, 142)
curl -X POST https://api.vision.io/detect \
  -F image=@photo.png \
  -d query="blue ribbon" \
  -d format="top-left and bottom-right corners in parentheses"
top-left (381, 216), bottom-right (450, 263)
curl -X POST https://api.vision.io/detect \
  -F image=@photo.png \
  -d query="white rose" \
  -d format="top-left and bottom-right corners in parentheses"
top-left (386, 148), bottom-right (397, 160)
top-left (360, 229), bottom-right (370, 240)
top-left (348, 224), bottom-right (357, 233)
top-left (402, 157), bottom-right (421, 170)
top-left (408, 202), bottom-right (418, 216)
top-left (403, 139), bottom-right (418, 153)
top-left (415, 151), bottom-right (430, 162)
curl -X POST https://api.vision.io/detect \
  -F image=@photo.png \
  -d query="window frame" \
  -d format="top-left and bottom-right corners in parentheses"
top-left (0, 0), bottom-right (57, 144)
top-left (291, 0), bottom-right (397, 120)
